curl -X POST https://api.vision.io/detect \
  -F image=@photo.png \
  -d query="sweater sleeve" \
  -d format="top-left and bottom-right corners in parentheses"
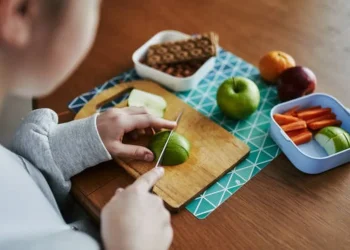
top-left (11, 109), bottom-right (112, 208)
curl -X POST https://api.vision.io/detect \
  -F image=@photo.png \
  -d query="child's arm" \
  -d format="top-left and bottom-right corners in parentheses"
top-left (11, 107), bottom-right (175, 210)
top-left (11, 108), bottom-right (112, 209)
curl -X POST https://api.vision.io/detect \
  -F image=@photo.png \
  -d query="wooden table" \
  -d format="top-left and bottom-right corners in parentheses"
top-left (35, 0), bottom-right (350, 249)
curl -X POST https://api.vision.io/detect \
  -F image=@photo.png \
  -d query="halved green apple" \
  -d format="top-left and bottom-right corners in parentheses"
top-left (149, 131), bottom-right (190, 166)
top-left (128, 89), bottom-right (167, 118)
top-left (315, 126), bottom-right (350, 155)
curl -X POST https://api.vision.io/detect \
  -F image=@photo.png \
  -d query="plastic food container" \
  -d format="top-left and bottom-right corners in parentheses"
top-left (270, 93), bottom-right (350, 174)
top-left (132, 30), bottom-right (216, 92)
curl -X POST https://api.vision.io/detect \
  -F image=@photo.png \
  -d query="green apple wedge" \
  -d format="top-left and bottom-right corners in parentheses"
top-left (315, 126), bottom-right (350, 155)
top-left (128, 89), bottom-right (167, 118)
top-left (216, 77), bottom-right (260, 120)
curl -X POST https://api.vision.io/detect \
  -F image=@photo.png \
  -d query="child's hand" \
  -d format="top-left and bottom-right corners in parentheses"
top-left (97, 107), bottom-right (176, 162)
top-left (101, 167), bottom-right (173, 250)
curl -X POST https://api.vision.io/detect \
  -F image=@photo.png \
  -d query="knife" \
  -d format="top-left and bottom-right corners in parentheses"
top-left (154, 109), bottom-right (184, 168)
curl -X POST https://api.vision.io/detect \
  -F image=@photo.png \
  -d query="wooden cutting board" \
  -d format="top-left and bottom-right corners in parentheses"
top-left (75, 81), bottom-right (250, 211)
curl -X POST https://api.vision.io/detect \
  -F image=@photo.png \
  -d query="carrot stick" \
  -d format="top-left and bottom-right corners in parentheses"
top-left (283, 106), bottom-right (300, 117)
top-left (273, 114), bottom-right (300, 125)
top-left (286, 128), bottom-right (309, 138)
top-left (281, 120), bottom-right (307, 132)
top-left (290, 131), bottom-right (313, 145)
top-left (297, 108), bottom-right (332, 120)
top-left (305, 113), bottom-right (336, 125)
top-left (296, 105), bottom-right (322, 114)
top-left (308, 119), bottom-right (342, 130)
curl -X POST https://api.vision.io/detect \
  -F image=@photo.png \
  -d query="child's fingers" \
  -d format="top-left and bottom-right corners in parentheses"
top-left (153, 127), bottom-right (162, 133)
top-left (128, 129), bottom-right (148, 140)
top-left (137, 128), bottom-right (146, 136)
top-left (132, 167), bottom-right (164, 192)
top-left (121, 106), bottom-right (148, 115)
top-left (115, 188), bottom-right (124, 194)
top-left (112, 143), bottom-right (154, 162)
top-left (125, 114), bottom-right (176, 132)
top-left (145, 127), bottom-right (155, 136)
top-left (129, 130), bottom-right (139, 140)
top-left (110, 188), bottom-right (125, 201)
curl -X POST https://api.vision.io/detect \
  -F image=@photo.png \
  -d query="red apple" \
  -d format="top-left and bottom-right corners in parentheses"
top-left (277, 66), bottom-right (317, 102)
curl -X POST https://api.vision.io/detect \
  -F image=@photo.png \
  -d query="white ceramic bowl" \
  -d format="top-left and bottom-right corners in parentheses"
top-left (132, 30), bottom-right (216, 92)
top-left (270, 93), bottom-right (350, 174)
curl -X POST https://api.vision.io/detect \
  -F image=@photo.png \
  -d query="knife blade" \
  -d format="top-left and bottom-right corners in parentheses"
top-left (154, 109), bottom-right (184, 168)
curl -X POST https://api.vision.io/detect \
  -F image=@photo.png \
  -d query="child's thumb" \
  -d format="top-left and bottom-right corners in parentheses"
top-left (113, 143), bottom-right (154, 162)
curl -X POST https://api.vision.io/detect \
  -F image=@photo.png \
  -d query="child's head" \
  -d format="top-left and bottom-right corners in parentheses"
top-left (0, 0), bottom-right (101, 97)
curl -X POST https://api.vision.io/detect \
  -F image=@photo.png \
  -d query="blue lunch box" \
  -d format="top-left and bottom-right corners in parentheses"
top-left (269, 93), bottom-right (350, 174)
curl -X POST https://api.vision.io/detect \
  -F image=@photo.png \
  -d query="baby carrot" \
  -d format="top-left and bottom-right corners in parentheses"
top-left (296, 105), bottom-right (321, 114)
top-left (308, 119), bottom-right (342, 131)
top-left (305, 113), bottom-right (336, 125)
top-left (273, 114), bottom-right (300, 125)
top-left (290, 130), bottom-right (313, 145)
top-left (297, 108), bottom-right (332, 120)
top-left (286, 128), bottom-right (309, 138)
top-left (281, 120), bottom-right (307, 132)
top-left (283, 106), bottom-right (300, 117)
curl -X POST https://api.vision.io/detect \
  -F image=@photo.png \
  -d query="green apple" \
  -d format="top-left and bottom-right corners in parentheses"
top-left (149, 131), bottom-right (190, 166)
top-left (315, 126), bottom-right (350, 155)
top-left (314, 126), bottom-right (346, 146)
top-left (128, 89), bottom-right (167, 118)
top-left (216, 77), bottom-right (260, 119)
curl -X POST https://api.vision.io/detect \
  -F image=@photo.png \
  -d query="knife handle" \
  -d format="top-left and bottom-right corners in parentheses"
top-left (75, 82), bottom-right (134, 120)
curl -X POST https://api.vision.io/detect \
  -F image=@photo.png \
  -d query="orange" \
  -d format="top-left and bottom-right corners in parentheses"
top-left (259, 51), bottom-right (296, 83)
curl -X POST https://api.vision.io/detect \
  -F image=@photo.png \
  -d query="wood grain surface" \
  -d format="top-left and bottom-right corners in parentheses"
top-left (35, 0), bottom-right (350, 249)
top-left (74, 81), bottom-right (250, 210)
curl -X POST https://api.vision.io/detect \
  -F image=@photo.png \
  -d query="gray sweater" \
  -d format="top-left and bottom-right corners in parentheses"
top-left (0, 109), bottom-right (112, 249)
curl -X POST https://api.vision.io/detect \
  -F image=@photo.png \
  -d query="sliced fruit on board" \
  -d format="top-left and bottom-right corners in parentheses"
top-left (309, 119), bottom-right (342, 131)
top-left (148, 131), bottom-right (191, 166)
top-left (305, 113), bottom-right (336, 125)
top-left (315, 127), bottom-right (350, 155)
top-left (290, 130), bottom-right (313, 145)
top-left (281, 120), bottom-right (307, 132)
top-left (128, 89), bottom-right (167, 118)
top-left (297, 108), bottom-right (332, 120)
top-left (273, 114), bottom-right (300, 125)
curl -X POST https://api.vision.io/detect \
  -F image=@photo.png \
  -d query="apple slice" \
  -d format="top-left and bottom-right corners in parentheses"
top-left (322, 133), bottom-right (350, 155)
top-left (315, 126), bottom-right (350, 155)
top-left (128, 89), bottom-right (167, 118)
top-left (314, 126), bottom-right (347, 145)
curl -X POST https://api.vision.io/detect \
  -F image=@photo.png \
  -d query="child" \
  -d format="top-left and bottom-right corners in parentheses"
top-left (0, 1), bottom-right (174, 249)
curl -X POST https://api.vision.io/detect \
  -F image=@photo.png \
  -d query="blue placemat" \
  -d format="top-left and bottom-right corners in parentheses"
top-left (68, 48), bottom-right (281, 219)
